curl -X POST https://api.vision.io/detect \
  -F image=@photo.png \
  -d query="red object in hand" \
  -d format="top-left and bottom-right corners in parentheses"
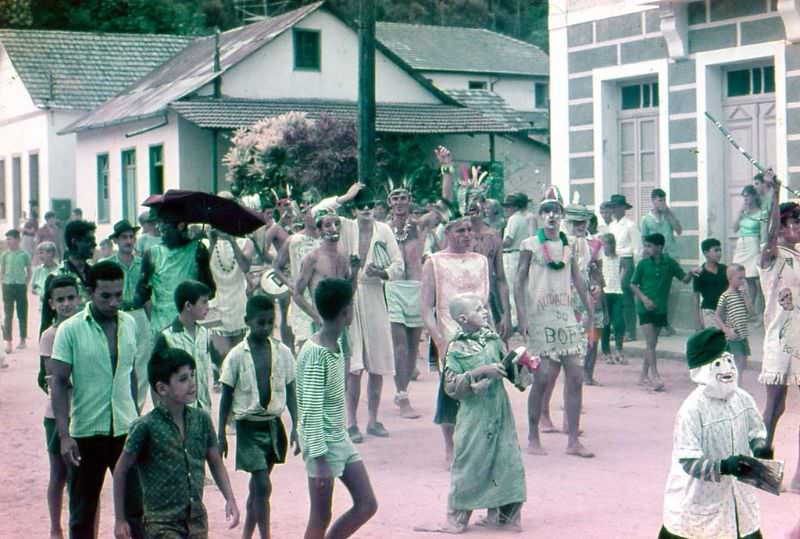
top-left (516, 349), bottom-right (541, 372)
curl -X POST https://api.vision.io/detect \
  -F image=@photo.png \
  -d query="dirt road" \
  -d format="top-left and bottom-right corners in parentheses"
top-left (1, 310), bottom-right (797, 537)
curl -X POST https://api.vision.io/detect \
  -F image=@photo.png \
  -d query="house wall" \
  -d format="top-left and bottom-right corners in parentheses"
top-left (47, 111), bottom-right (83, 203)
top-left (218, 9), bottom-right (439, 104)
top-left (550, 0), bottom-right (794, 327)
top-left (74, 113), bottom-right (180, 238)
top-left (427, 133), bottom-right (550, 200)
top-left (422, 71), bottom-right (545, 112)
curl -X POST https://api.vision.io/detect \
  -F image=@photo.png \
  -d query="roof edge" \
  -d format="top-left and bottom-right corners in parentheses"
top-left (59, 110), bottom-right (165, 135)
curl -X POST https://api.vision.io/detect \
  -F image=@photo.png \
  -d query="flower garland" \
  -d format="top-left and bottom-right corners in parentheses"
top-left (538, 228), bottom-right (568, 270)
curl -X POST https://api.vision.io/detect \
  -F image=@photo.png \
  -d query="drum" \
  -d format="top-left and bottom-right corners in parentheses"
top-left (260, 269), bottom-right (290, 299)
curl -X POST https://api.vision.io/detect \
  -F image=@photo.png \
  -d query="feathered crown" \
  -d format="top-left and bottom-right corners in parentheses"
top-left (460, 165), bottom-right (491, 194)
top-left (538, 185), bottom-right (564, 209)
top-left (270, 183), bottom-right (293, 205)
top-left (387, 176), bottom-right (416, 197)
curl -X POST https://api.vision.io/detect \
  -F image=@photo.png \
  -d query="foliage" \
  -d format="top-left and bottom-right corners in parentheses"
top-left (0, 0), bottom-right (33, 27)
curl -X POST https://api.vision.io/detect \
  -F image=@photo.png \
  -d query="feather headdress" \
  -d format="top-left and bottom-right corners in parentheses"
top-left (538, 184), bottom-right (564, 210)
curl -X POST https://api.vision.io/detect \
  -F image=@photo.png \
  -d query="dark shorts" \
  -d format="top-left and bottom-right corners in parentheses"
top-left (144, 513), bottom-right (208, 539)
top-left (728, 338), bottom-right (751, 357)
top-left (235, 418), bottom-right (287, 473)
top-left (433, 374), bottom-right (459, 425)
top-left (44, 416), bottom-right (60, 454)
top-left (638, 311), bottom-right (668, 328)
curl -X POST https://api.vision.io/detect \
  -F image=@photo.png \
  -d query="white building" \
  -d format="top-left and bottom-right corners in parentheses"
top-left (0, 29), bottom-right (192, 228)
top-left (62, 1), bottom-right (548, 234)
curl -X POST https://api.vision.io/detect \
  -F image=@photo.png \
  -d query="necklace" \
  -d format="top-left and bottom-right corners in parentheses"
top-left (392, 219), bottom-right (414, 243)
top-left (538, 229), bottom-right (568, 270)
top-left (214, 241), bottom-right (237, 274)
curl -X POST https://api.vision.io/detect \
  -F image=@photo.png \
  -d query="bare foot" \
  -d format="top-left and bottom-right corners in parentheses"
top-left (540, 417), bottom-right (559, 433)
top-left (527, 442), bottom-right (548, 455)
top-left (638, 377), bottom-right (651, 387)
top-left (413, 522), bottom-right (466, 534)
top-left (566, 443), bottom-right (595, 458)
top-left (397, 399), bottom-right (421, 419)
top-left (584, 378), bottom-right (601, 386)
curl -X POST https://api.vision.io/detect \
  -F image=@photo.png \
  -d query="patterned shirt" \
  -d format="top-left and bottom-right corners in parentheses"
top-left (0, 249), bottom-right (31, 284)
top-left (51, 303), bottom-right (139, 437)
top-left (154, 320), bottom-right (213, 411)
top-left (716, 289), bottom-right (750, 339)
top-left (220, 338), bottom-right (295, 421)
top-left (296, 340), bottom-right (346, 459)
top-left (124, 404), bottom-right (216, 525)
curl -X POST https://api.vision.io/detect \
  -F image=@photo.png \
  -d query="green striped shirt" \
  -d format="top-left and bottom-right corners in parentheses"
top-left (296, 340), bottom-right (346, 459)
top-left (153, 319), bottom-right (213, 411)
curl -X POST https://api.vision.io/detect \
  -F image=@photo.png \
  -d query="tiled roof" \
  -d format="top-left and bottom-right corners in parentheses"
top-left (0, 29), bottom-right (194, 110)
top-left (169, 97), bottom-right (521, 134)
top-left (444, 89), bottom-right (533, 131)
top-left (62, 2), bottom-right (325, 133)
top-left (376, 22), bottom-right (548, 77)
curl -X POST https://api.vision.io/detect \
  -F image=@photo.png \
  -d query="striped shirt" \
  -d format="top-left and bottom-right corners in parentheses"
top-left (716, 289), bottom-right (749, 338)
top-left (153, 319), bottom-right (213, 410)
top-left (296, 339), bottom-right (346, 459)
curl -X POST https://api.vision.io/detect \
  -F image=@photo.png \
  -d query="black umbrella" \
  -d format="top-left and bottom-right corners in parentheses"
top-left (143, 190), bottom-right (266, 236)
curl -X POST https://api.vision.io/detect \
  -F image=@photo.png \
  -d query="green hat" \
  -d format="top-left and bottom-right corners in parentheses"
top-left (686, 328), bottom-right (728, 369)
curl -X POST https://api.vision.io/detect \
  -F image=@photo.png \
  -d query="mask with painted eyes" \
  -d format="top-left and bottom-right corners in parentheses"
top-left (690, 352), bottom-right (738, 400)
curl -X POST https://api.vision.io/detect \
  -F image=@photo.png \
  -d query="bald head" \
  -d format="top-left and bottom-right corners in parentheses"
top-left (449, 293), bottom-right (483, 323)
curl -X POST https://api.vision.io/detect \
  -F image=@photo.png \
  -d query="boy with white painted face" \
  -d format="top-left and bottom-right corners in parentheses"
top-left (660, 328), bottom-right (769, 539)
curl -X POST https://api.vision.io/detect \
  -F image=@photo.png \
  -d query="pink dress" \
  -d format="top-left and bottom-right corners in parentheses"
top-left (430, 251), bottom-right (490, 345)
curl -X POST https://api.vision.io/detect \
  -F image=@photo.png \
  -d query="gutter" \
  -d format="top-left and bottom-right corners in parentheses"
top-left (125, 112), bottom-right (168, 138)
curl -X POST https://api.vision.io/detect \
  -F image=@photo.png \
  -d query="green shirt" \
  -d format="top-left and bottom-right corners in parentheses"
top-left (153, 319), bottom-right (213, 411)
top-left (147, 241), bottom-right (201, 335)
top-left (125, 404), bottom-right (215, 525)
top-left (104, 253), bottom-right (143, 306)
top-left (0, 249), bottom-right (31, 285)
top-left (136, 233), bottom-right (161, 257)
top-left (631, 254), bottom-right (686, 315)
top-left (296, 340), bottom-right (346, 459)
top-left (32, 263), bottom-right (59, 296)
top-left (51, 303), bottom-right (139, 438)
top-left (640, 213), bottom-right (677, 259)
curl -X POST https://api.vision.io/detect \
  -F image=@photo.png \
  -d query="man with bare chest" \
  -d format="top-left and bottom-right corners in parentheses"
top-left (260, 196), bottom-right (299, 345)
top-left (385, 187), bottom-right (443, 418)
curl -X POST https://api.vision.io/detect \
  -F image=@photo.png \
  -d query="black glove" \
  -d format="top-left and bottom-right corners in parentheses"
top-left (720, 455), bottom-right (753, 477)
top-left (751, 439), bottom-right (773, 459)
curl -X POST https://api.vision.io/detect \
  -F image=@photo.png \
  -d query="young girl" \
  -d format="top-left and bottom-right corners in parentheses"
top-left (600, 234), bottom-right (626, 364)
top-left (31, 241), bottom-right (59, 298)
top-left (40, 275), bottom-right (80, 539)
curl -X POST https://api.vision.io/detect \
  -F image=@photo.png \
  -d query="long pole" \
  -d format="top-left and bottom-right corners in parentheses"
top-left (358, 0), bottom-right (376, 189)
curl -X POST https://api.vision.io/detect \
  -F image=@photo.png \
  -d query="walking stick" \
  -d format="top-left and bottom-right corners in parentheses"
top-left (704, 111), bottom-right (800, 197)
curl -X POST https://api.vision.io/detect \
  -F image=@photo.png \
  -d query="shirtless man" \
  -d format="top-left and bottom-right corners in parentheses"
top-left (385, 185), bottom-right (444, 418)
top-left (259, 196), bottom-right (297, 345)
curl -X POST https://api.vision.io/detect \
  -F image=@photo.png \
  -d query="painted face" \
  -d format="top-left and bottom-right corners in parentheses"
top-left (49, 285), bottom-right (79, 320)
top-left (319, 215), bottom-right (341, 242)
top-left (246, 308), bottom-right (275, 340)
top-left (691, 353), bottom-right (738, 400)
top-left (539, 203), bottom-right (563, 232)
top-left (159, 364), bottom-right (197, 405)
top-left (466, 193), bottom-right (485, 217)
top-left (779, 288), bottom-right (794, 311)
top-left (115, 230), bottom-right (136, 255)
top-left (458, 296), bottom-right (490, 333)
top-left (446, 220), bottom-right (472, 251)
top-left (89, 278), bottom-right (124, 318)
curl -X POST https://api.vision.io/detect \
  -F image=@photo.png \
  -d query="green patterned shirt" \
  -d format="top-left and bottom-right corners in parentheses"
top-left (124, 404), bottom-right (216, 525)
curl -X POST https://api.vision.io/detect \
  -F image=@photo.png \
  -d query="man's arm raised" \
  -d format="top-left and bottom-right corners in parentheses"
top-left (760, 169), bottom-right (781, 270)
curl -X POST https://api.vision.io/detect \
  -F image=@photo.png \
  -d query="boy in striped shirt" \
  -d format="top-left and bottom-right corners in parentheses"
top-left (296, 278), bottom-right (377, 539)
top-left (715, 264), bottom-right (754, 373)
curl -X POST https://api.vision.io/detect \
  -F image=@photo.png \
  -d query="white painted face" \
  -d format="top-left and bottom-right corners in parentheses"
top-left (690, 352), bottom-right (738, 400)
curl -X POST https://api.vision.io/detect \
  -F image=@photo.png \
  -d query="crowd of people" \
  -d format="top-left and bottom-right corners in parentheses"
top-left (3, 145), bottom-right (800, 538)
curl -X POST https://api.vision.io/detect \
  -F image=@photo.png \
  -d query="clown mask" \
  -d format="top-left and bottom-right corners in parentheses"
top-left (690, 352), bottom-right (739, 400)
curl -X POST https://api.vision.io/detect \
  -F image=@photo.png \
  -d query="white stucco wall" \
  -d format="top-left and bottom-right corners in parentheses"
top-left (423, 71), bottom-right (542, 112)
top-left (74, 113), bottom-right (180, 238)
top-left (47, 111), bottom-right (83, 203)
top-left (219, 9), bottom-right (439, 104)
top-left (177, 116), bottom-right (214, 193)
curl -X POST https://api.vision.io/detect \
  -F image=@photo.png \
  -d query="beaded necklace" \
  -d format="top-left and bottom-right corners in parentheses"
top-left (213, 240), bottom-right (237, 274)
top-left (392, 219), bottom-right (414, 243)
top-left (538, 228), bottom-right (569, 270)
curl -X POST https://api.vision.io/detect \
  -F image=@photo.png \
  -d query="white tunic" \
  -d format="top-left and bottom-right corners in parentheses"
top-left (209, 238), bottom-right (250, 333)
top-left (758, 245), bottom-right (800, 384)
top-left (662, 387), bottom-right (766, 539)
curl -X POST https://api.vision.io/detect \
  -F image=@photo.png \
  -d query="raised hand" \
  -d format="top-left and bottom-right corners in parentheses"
top-left (434, 145), bottom-right (452, 167)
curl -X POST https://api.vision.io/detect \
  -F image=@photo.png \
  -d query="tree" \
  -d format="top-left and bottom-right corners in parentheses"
top-left (0, 0), bottom-right (33, 27)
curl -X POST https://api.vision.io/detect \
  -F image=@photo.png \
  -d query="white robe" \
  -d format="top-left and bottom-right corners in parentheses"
top-left (662, 386), bottom-right (766, 539)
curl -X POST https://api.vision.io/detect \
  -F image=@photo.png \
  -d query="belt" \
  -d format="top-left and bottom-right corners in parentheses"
top-left (503, 249), bottom-right (520, 253)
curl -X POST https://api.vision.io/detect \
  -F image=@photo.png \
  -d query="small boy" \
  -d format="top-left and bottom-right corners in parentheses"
top-left (416, 293), bottom-right (526, 534)
top-left (692, 238), bottom-right (728, 330)
top-left (660, 328), bottom-right (768, 539)
top-left (31, 241), bottom-right (59, 297)
top-left (630, 233), bottom-right (696, 391)
top-left (296, 278), bottom-right (377, 539)
top-left (152, 280), bottom-right (213, 410)
top-left (218, 295), bottom-right (299, 539)
top-left (0, 228), bottom-right (31, 353)
top-left (715, 264), bottom-right (753, 372)
top-left (112, 347), bottom-right (240, 538)
top-left (40, 275), bottom-right (80, 539)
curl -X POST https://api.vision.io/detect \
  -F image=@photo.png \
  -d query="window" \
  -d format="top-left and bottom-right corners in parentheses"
top-left (621, 82), bottom-right (659, 110)
top-left (0, 159), bottom-right (6, 220)
top-left (535, 82), bottom-right (549, 109)
top-left (28, 152), bottom-right (39, 205)
top-left (121, 149), bottom-right (137, 222)
top-left (727, 65), bottom-right (775, 97)
top-left (468, 80), bottom-right (488, 90)
top-left (149, 145), bottom-right (164, 195)
top-left (97, 153), bottom-right (110, 223)
top-left (293, 29), bottom-right (321, 70)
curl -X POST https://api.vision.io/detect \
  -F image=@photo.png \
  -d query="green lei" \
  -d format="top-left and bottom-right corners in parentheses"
top-left (537, 228), bottom-right (569, 270)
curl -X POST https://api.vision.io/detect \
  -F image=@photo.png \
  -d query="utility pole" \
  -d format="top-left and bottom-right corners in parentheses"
top-left (358, 0), bottom-right (376, 189)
